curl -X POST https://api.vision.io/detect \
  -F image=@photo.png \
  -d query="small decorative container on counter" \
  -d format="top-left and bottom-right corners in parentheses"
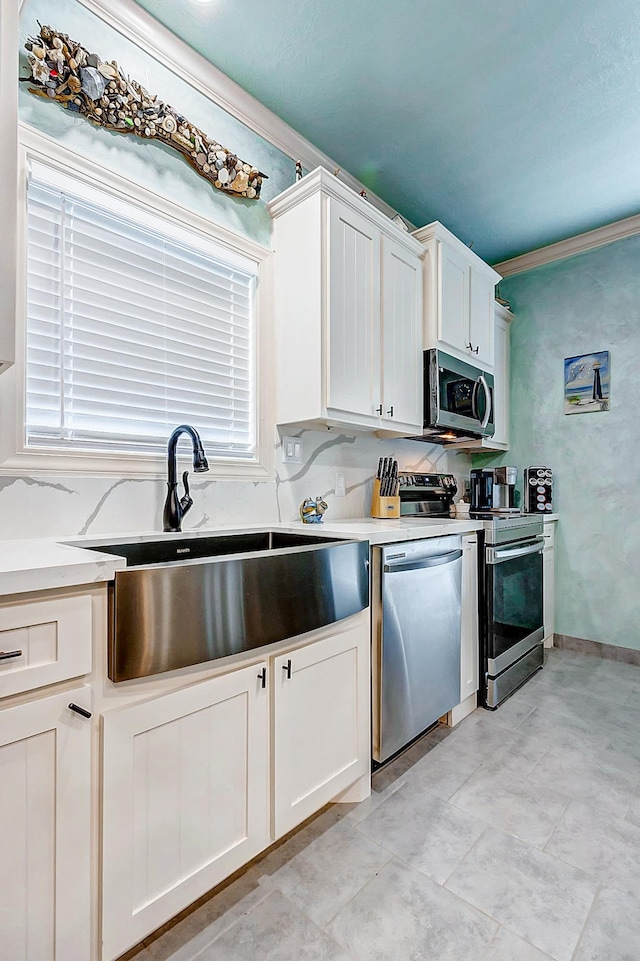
top-left (299, 496), bottom-right (328, 524)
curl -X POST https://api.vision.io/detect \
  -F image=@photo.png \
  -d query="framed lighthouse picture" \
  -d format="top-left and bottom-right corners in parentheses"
top-left (564, 351), bottom-right (610, 414)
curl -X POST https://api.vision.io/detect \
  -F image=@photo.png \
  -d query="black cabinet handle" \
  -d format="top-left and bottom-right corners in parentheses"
top-left (473, 345), bottom-right (479, 354)
top-left (258, 667), bottom-right (267, 689)
top-left (387, 406), bottom-right (394, 417)
top-left (68, 702), bottom-right (92, 719)
top-left (466, 341), bottom-right (473, 350)
top-left (282, 659), bottom-right (292, 680)
top-left (0, 650), bottom-right (23, 661)
top-left (375, 404), bottom-right (383, 415)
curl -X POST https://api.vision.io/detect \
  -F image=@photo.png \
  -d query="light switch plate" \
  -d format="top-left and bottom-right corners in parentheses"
top-left (281, 435), bottom-right (302, 464)
top-left (335, 472), bottom-right (346, 497)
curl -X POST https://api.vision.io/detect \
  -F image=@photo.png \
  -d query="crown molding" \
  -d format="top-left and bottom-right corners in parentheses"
top-left (267, 166), bottom-right (425, 256)
top-left (494, 211), bottom-right (640, 277)
top-left (74, 0), bottom-right (410, 227)
top-left (414, 221), bottom-right (502, 283)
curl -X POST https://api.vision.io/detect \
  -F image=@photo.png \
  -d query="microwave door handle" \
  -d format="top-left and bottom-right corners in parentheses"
top-left (471, 378), bottom-right (480, 422)
top-left (478, 375), bottom-right (492, 430)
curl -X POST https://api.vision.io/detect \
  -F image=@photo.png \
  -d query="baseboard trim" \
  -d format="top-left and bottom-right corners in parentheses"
top-left (554, 633), bottom-right (640, 666)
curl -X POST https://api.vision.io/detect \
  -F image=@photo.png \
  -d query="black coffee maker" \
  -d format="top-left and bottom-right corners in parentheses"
top-left (470, 467), bottom-right (519, 513)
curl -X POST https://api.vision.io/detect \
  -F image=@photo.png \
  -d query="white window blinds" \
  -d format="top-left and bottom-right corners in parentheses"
top-left (25, 161), bottom-right (257, 459)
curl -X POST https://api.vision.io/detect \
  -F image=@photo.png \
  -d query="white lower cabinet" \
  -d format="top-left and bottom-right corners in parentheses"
top-left (101, 617), bottom-right (370, 960)
top-left (460, 535), bottom-right (479, 703)
top-left (543, 521), bottom-right (556, 646)
top-left (272, 620), bottom-right (370, 838)
top-left (101, 663), bottom-right (270, 961)
top-left (0, 686), bottom-right (92, 961)
top-left (450, 534), bottom-right (479, 725)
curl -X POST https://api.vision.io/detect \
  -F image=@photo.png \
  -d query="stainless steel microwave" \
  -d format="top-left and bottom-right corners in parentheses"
top-left (420, 349), bottom-right (495, 443)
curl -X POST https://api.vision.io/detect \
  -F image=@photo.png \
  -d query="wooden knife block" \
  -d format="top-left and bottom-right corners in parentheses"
top-left (370, 478), bottom-right (401, 519)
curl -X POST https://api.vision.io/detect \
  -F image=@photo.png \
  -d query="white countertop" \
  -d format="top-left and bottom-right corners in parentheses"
top-left (278, 517), bottom-right (483, 544)
top-left (0, 539), bottom-right (127, 597)
top-left (0, 511), bottom-right (556, 597)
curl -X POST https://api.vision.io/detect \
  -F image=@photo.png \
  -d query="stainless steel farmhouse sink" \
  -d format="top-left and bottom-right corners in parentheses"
top-left (83, 531), bottom-right (369, 682)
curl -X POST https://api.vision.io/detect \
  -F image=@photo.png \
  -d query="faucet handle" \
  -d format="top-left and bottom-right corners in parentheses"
top-left (179, 470), bottom-right (193, 515)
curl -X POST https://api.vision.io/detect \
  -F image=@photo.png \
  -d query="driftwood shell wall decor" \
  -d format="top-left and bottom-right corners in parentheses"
top-left (22, 24), bottom-right (268, 200)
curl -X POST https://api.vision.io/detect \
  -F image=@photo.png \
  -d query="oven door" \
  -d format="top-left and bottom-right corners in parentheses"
top-left (425, 350), bottom-right (495, 438)
top-left (485, 536), bottom-right (544, 676)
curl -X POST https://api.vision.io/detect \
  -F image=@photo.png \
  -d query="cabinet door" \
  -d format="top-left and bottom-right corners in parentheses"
top-left (543, 533), bottom-right (555, 645)
top-left (469, 268), bottom-right (495, 366)
top-left (490, 311), bottom-right (510, 447)
top-left (326, 196), bottom-right (381, 421)
top-left (102, 664), bottom-right (269, 961)
top-left (460, 535), bottom-right (479, 702)
top-left (437, 239), bottom-right (470, 356)
top-left (381, 236), bottom-right (423, 430)
top-left (0, 687), bottom-right (92, 961)
top-left (272, 618), bottom-right (370, 839)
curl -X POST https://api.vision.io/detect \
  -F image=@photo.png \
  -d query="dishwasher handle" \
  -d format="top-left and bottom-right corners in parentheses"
top-left (384, 549), bottom-right (462, 573)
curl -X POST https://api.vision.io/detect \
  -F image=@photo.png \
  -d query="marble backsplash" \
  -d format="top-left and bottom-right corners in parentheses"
top-left (0, 430), bottom-right (470, 541)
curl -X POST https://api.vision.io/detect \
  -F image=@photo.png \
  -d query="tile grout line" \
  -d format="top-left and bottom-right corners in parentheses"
top-left (567, 882), bottom-right (603, 961)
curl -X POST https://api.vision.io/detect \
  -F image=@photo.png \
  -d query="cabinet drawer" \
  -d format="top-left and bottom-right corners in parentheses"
top-left (0, 594), bottom-right (92, 698)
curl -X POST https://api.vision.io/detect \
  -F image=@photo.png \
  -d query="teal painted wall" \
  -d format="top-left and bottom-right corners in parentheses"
top-left (485, 236), bottom-right (640, 650)
top-left (19, 0), bottom-right (296, 247)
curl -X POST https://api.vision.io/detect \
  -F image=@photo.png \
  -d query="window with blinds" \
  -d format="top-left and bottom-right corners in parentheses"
top-left (25, 161), bottom-right (257, 459)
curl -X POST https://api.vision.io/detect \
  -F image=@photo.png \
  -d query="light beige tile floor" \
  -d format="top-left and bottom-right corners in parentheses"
top-left (124, 649), bottom-right (640, 961)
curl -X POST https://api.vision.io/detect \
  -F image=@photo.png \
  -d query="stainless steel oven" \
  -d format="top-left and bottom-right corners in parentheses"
top-left (479, 515), bottom-right (544, 708)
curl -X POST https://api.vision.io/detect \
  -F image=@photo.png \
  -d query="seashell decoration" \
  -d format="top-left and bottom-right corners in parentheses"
top-left (299, 496), bottom-right (328, 524)
top-left (22, 24), bottom-right (268, 200)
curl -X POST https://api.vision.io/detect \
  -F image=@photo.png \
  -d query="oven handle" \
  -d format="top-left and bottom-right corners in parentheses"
top-left (487, 538), bottom-right (544, 565)
top-left (384, 549), bottom-right (462, 573)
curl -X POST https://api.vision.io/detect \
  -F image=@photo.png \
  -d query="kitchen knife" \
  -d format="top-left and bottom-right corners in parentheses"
top-left (390, 460), bottom-right (398, 497)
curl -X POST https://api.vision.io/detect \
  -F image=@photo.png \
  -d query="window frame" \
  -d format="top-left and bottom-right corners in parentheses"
top-left (0, 125), bottom-right (274, 480)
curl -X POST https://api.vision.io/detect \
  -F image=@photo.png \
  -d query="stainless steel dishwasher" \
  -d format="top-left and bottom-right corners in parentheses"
top-left (372, 535), bottom-right (463, 764)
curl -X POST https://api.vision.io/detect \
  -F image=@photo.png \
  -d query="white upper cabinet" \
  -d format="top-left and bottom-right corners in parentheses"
top-left (326, 196), bottom-right (381, 420)
top-left (268, 167), bottom-right (424, 436)
top-left (415, 221), bottom-right (501, 370)
top-left (443, 302), bottom-right (512, 453)
top-left (380, 235), bottom-right (423, 430)
top-left (489, 305), bottom-right (512, 448)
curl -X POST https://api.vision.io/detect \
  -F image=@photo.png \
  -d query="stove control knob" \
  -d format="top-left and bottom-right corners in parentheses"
top-left (529, 478), bottom-right (537, 486)
top-left (537, 469), bottom-right (545, 477)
